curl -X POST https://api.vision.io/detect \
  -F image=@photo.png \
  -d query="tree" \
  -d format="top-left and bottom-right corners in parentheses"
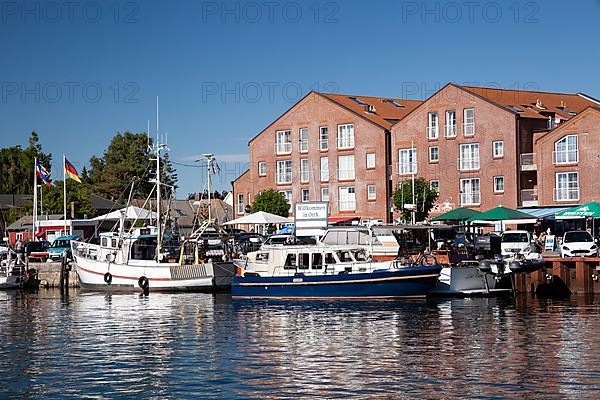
top-left (0, 132), bottom-right (52, 195)
top-left (393, 178), bottom-right (439, 223)
top-left (250, 189), bottom-right (290, 217)
top-left (40, 180), bottom-right (95, 219)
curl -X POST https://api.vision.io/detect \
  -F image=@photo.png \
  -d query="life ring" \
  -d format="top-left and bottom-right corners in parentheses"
top-left (420, 254), bottom-right (438, 266)
top-left (104, 272), bottom-right (113, 285)
top-left (138, 276), bottom-right (149, 290)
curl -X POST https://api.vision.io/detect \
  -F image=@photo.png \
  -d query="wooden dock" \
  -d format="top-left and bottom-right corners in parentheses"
top-left (514, 256), bottom-right (600, 296)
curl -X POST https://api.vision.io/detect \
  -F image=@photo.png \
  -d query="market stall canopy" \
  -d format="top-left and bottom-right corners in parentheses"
top-left (467, 206), bottom-right (536, 225)
top-left (431, 207), bottom-right (481, 222)
top-left (555, 202), bottom-right (600, 219)
top-left (92, 206), bottom-right (158, 221)
top-left (223, 211), bottom-right (293, 225)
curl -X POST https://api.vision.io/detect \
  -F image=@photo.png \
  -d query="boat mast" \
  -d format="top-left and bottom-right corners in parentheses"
top-left (156, 96), bottom-right (162, 262)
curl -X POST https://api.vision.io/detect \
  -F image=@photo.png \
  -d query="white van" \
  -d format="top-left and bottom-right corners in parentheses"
top-left (501, 230), bottom-right (532, 256)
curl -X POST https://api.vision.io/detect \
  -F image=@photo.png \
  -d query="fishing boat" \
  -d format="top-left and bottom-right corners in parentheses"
top-left (0, 256), bottom-right (40, 290)
top-left (72, 140), bottom-right (236, 293)
top-left (231, 244), bottom-right (442, 299)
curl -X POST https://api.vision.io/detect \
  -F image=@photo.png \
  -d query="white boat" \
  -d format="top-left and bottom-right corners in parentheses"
top-left (0, 256), bottom-right (40, 290)
top-left (72, 144), bottom-right (235, 293)
top-left (319, 226), bottom-right (400, 261)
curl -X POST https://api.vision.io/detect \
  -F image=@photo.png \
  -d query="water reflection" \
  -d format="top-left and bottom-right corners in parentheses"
top-left (1, 291), bottom-right (599, 399)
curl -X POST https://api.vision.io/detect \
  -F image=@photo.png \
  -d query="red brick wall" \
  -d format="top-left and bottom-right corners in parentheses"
top-left (233, 92), bottom-right (390, 221)
top-left (536, 110), bottom-right (600, 206)
top-left (391, 84), bottom-right (518, 217)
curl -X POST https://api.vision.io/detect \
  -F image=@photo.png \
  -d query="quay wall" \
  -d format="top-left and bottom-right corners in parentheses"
top-left (29, 261), bottom-right (80, 288)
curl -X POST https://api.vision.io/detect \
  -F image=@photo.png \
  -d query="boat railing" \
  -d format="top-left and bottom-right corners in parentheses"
top-left (72, 241), bottom-right (100, 261)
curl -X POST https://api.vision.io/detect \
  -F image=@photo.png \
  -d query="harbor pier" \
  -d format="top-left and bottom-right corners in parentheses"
top-left (514, 257), bottom-right (600, 295)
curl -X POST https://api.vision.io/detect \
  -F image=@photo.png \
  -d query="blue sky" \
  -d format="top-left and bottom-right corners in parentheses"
top-left (1, 0), bottom-right (599, 197)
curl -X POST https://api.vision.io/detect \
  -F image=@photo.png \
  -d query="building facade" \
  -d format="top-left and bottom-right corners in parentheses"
top-left (233, 91), bottom-right (421, 223)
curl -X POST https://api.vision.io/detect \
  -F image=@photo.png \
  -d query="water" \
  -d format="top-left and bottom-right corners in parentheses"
top-left (1, 290), bottom-right (599, 399)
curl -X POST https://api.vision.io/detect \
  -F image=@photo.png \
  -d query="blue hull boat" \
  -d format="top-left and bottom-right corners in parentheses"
top-left (231, 264), bottom-right (442, 299)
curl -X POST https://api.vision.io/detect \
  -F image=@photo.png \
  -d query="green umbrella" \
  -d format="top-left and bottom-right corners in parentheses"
top-left (431, 207), bottom-right (481, 222)
top-left (467, 206), bottom-right (536, 223)
top-left (555, 202), bottom-right (600, 219)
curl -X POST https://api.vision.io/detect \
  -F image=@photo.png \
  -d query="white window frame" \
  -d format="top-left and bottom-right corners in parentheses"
top-left (276, 160), bottom-right (292, 184)
top-left (279, 190), bottom-right (293, 205)
top-left (321, 187), bottom-right (329, 202)
top-left (276, 130), bottom-right (292, 154)
top-left (237, 193), bottom-right (245, 215)
top-left (301, 188), bottom-right (310, 202)
top-left (555, 172), bottom-right (580, 201)
top-left (338, 155), bottom-right (355, 181)
top-left (493, 176), bottom-right (504, 193)
top-left (339, 187), bottom-right (356, 211)
top-left (445, 110), bottom-right (457, 137)
top-left (553, 135), bottom-right (578, 164)
top-left (258, 161), bottom-right (267, 176)
top-left (398, 148), bottom-right (417, 175)
top-left (427, 112), bottom-right (439, 139)
top-left (430, 180), bottom-right (440, 192)
top-left (300, 159), bottom-right (310, 183)
top-left (320, 157), bottom-right (329, 182)
top-left (460, 178), bottom-right (481, 206)
top-left (319, 126), bottom-right (329, 151)
top-left (337, 124), bottom-right (355, 149)
top-left (367, 184), bottom-right (376, 200)
top-left (429, 146), bottom-right (439, 163)
top-left (459, 143), bottom-right (480, 171)
top-left (299, 128), bottom-right (309, 153)
top-left (463, 108), bottom-right (475, 136)
top-left (493, 141), bottom-right (504, 158)
top-left (366, 152), bottom-right (376, 169)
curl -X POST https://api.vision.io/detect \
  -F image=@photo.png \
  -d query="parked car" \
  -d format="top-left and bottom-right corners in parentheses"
top-left (501, 230), bottom-right (532, 256)
top-left (560, 231), bottom-right (598, 258)
top-left (25, 240), bottom-right (50, 262)
top-left (48, 235), bottom-right (81, 261)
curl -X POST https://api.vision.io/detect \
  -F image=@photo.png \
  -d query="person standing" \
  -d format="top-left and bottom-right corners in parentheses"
top-left (15, 238), bottom-right (25, 264)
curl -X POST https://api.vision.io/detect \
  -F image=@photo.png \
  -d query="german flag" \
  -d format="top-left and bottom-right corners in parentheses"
top-left (64, 158), bottom-right (81, 183)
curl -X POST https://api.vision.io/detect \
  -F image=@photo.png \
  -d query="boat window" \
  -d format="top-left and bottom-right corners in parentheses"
top-left (111, 238), bottom-right (118, 248)
top-left (101, 237), bottom-right (107, 247)
top-left (299, 253), bottom-right (310, 269)
top-left (284, 253), bottom-right (297, 269)
top-left (337, 251), bottom-right (353, 262)
top-left (131, 238), bottom-right (157, 260)
top-left (256, 253), bottom-right (269, 262)
top-left (324, 253), bottom-right (336, 264)
top-left (354, 250), bottom-right (368, 261)
top-left (312, 253), bottom-right (323, 269)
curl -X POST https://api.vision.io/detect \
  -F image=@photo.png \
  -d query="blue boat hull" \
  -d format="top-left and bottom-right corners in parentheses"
top-left (231, 265), bottom-right (442, 299)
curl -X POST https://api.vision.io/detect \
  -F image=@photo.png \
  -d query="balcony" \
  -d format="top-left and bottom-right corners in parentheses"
top-left (553, 150), bottom-right (578, 165)
top-left (397, 162), bottom-right (417, 175)
top-left (521, 189), bottom-right (538, 207)
top-left (275, 142), bottom-right (292, 154)
top-left (520, 153), bottom-right (537, 171)
top-left (460, 192), bottom-right (481, 206)
top-left (554, 188), bottom-right (580, 202)
top-left (426, 126), bottom-right (439, 139)
top-left (445, 124), bottom-right (457, 137)
top-left (463, 122), bottom-right (475, 137)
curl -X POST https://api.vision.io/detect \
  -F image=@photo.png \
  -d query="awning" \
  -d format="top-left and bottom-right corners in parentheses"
top-left (518, 207), bottom-right (571, 220)
top-left (555, 202), bottom-right (600, 220)
top-left (328, 216), bottom-right (360, 224)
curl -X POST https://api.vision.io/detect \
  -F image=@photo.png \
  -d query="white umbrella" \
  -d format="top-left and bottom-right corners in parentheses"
top-left (92, 206), bottom-right (158, 221)
top-left (223, 211), bottom-right (292, 225)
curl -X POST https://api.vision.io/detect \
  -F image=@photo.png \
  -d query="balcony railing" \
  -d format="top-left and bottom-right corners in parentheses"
top-left (397, 162), bottom-right (417, 175)
top-left (445, 124), bottom-right (457, 137)
top-left (520, 153), bottom-right (537, 171)
top-left (299, 140), bottom-right (308, 153)
top-left (554, 188), bottom-right (580, 202)
top-left (553, 150), bottom-right (578, 164)
top-left (458, 158), bottom-right (480, 171)
top-left (276, 173), bottom-right (292, 184)
top-left (426, 126), bottom-right (439, 139)
top-left (338, 169), bottom-right (355, 181)
top-left (460, 192), bottom-right (481, 206)
top-left (275, 142), bottom-right (292, 154)
top-left (337, 137), bottom-right (355, 149)
top-left (521, 189), bottom-right (538, 207)
top-left (319, 139), bottom-right (328, 151)
top-left (463, 122), bottom-right (475, 136)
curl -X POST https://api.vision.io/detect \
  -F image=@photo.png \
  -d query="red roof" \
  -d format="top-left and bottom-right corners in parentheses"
top-left (458, 85), bottom-right (600, 120)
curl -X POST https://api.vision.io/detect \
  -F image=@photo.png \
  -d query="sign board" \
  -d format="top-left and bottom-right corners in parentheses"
top-left (544, 235), bottom-right (555, 251)
top-left (294, 202), bottom-right (328, 237)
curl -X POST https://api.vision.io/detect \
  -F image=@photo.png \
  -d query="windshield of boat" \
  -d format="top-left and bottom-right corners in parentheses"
top-left (564, 231), bottom-right (593, 243)
top-left (501, 232), bottom-right (529, 243)
top-left (322, 230), bottom-right (380, 246)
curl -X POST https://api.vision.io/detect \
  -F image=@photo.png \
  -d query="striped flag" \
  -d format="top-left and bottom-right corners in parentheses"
top-left (35, 160), bottom-right (52, 187)
top-left (64, 158), bottom-right (82, 183)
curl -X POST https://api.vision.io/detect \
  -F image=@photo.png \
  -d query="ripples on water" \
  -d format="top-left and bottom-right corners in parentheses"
top-left (1, 290), bottom-right (599, 399)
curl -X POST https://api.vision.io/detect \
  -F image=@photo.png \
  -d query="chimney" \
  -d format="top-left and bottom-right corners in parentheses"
top-left (70, 201), bottom-right (76, 219)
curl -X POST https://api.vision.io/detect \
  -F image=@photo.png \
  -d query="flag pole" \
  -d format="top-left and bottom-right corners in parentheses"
top-left (33, 157), bottom-right (38, 240)
top-left (63, 154), bottom-right (67, 235)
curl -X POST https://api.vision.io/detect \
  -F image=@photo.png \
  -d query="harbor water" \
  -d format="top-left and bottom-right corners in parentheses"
top-left (1, 290), bottom-right (599, 399)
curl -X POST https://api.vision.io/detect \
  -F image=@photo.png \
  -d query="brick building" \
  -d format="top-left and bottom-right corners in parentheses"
top-left (232, 91), bottom-right (422, 223)
top-left (390, 84), bottom-right (600, 218)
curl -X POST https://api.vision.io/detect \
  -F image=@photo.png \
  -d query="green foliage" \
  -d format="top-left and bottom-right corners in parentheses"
top-left (250, 189), bottom-right (290, 217)
top-left (39, 180), bottom-right (95, 219)
top-left (393, 178), bottom-right (439, 223)
top-left (0, 132), bottom-right (52, 195)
